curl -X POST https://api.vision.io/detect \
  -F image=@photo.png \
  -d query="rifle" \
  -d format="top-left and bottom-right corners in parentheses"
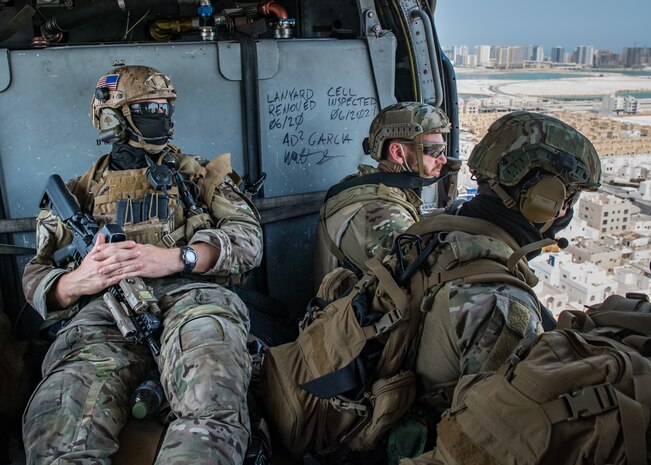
top-left (40, 174), bottom-right (162, 357)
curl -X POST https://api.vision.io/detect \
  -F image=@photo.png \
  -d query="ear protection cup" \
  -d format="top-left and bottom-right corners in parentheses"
top-left (519, 176), bottom-right (567, 223)
top-left (97, 108), bottom-right (128, 144)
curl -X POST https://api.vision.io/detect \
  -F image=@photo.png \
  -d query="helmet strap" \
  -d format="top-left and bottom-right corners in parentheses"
top-left (488, 177), bottom-right (518, 209)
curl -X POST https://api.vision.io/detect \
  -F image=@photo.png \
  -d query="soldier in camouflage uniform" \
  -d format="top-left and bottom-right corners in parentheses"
top-left (412, 111), bottom-right (602, 407)
top-left (314, 102), bottom-right (451, 284)
top-left (22, 65), bottom-right (263, 465)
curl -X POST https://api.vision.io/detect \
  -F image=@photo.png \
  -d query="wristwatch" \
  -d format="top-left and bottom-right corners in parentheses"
top-left (180, 246), bottom-right (198, 276)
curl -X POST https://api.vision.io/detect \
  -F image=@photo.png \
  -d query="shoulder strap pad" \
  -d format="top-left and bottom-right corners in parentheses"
top-left (71, 154), bottom-right (111, 209)
top-left (197, 153), bottom-right (237, 204)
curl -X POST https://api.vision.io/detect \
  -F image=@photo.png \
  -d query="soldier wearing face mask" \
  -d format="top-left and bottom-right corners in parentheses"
top-left (22, 65), bottom-right (263, 465)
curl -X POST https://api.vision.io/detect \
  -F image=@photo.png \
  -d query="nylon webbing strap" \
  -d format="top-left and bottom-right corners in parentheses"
top-left (299, 359), bottom-right (362, 399)
top-left (406, 214), bottom-right (520, 253)
top-left (325, 172), bottom-right (438, 201)
top-left (615, 390), bottom-right (648, 465)
top-left (424, 259), bottom-right (511, 288)
top-left (320, 212), bottom-right (345, 262)
top-left (365, 258), bottom-right (408, 312)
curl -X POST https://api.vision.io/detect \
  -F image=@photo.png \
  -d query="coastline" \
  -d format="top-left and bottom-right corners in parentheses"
top-left (457, 74), bottom-right (651, 98)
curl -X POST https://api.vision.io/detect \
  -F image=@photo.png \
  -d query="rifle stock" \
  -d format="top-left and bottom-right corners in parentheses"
top-left (40, 174), bottom-right (161, 357)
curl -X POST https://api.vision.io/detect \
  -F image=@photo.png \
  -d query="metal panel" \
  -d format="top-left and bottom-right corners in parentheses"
top-left (259, 38), bottom-right (394, 197)
top-left (0, 42), bottom-right (244, 219)
top-left (0, 49), bottom-right (9, 92)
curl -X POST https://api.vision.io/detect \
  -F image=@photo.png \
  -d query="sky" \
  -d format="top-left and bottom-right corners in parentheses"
top-left (434, 0), bottom-right (651, 54)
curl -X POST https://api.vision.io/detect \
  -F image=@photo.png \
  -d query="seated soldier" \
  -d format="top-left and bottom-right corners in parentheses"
top-left (414, 111), bottom-right (601, 405)
top-left (22, 65), bottom-right (263, 465)
top-left (314, 102), bottom-right (452, 284)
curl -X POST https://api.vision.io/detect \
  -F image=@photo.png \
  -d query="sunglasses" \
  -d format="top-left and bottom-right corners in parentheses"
top-left (129, 102), bottom-right (174, 117)
top-left (400, 140), bottom-right (447, 157)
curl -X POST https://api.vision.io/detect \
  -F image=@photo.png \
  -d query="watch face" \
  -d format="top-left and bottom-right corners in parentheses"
top-left (185, 248), bottom-right (198, 263)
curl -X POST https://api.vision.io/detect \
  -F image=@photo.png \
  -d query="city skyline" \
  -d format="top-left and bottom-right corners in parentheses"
top-left (435, 0), bottom-right (651, 53)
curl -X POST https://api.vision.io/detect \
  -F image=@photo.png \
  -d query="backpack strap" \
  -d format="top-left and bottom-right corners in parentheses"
top-left (324, 172), bottom-right (437, 201)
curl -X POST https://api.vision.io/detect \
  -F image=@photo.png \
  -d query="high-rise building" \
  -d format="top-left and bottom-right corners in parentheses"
top-left (577, 45), bottom-right (595, 66)
top-left (621, 47), bottom-right (651, 68)
top-left (551, 46), bottom-right (565, 63)
top-left (531, 46), bottom-right (544, 61)
top-left (475, 45), bottom-right (491, 66)
top-left (595, 49), bottom-right (620, 68)
top-left (453, 45), bottom-right (468, 65)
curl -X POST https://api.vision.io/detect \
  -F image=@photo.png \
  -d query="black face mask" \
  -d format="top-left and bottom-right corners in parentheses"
top-left (130, 113), bottom-right (173, 145)
top-left (110, 143), bottom-right (149, 170)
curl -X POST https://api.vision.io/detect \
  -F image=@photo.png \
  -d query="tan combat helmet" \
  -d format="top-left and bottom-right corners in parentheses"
top-left (364, 102), bottom-right (451, 178)
top-left (468, 111), bottom-right (601, 231)
top-left (91, 65), bottom-right (177, 152)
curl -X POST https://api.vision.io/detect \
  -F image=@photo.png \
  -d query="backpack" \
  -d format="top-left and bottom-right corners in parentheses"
top-left (261, 213), bottom-right (545, 459)
top-left (428, 293), bottom-right (651, 465)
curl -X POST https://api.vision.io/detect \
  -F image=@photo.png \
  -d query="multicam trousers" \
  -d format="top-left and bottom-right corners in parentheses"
top-left (23, 282), bottom-right (252, 465)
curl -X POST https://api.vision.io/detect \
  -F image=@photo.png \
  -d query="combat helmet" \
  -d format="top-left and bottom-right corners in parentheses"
top-left (364, 102), bottom-right (450, 177)
top-left (468, 111), bottom-right (601, 229)
top-left (91, 65), bottom-right (177, 152)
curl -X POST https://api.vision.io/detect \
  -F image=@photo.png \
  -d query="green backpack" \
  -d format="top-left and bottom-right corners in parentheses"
top-left (425, 293), bottom-right (651, 465)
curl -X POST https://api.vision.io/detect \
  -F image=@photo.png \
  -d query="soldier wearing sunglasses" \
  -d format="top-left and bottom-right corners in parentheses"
top-left (22, 65), bottom-right (263, 465)
top-left (314, 102), bottom-right (452, 283)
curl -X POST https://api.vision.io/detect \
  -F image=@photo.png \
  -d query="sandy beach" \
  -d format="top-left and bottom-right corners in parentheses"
top-left (456, 70), bottom-right (651, 98)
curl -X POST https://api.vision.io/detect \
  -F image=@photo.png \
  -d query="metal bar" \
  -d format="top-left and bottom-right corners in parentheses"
top-left (0, 244), bottom-right (35, 255)
top-left (410, 8), bottom-right (443, 107)
top-left (0, 217), bottom-right (37, 234)
top-left (240, 36), bottom-right (263, 196)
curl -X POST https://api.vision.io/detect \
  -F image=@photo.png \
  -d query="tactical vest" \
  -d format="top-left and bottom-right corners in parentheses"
top-left (314, 171), bottom-right (422, 284)
top-left (70, 149), bottom-right (235, 249)
top-left (263, 212), bottom-right (543, 458)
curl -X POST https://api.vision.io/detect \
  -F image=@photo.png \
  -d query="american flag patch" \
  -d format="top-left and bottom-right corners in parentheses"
top-left (96, 74), bottom-right (119, 90)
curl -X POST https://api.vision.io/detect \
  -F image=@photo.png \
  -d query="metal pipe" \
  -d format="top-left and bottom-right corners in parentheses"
top-left (257, 0), bottom-right (289, 19)
top-left (40, 0), bottom-right (188, 42)
top-left (410, 8), bottom-right (443, 107)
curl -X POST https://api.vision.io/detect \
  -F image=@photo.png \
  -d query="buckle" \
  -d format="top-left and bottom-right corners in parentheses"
top-left (161, 233), bottom-right (176, 248)
top-left (560, 383), bottom-right (618, 421)
top-left (330, 397), bottom-right (367, 416)
top-left (373, 308), bottom-right (403, 335)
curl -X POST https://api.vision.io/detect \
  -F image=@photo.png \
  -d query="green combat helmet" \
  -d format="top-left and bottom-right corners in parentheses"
top-left (468, 111), bottom-right (601, 230)
top-left (90, 65), bottom-right (177, 152)
top-left (364, 102), bottom-right (451, 178)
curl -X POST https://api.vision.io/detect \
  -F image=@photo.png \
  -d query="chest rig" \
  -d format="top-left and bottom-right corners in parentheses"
top-left (72, 150), bottom-right (210, 248)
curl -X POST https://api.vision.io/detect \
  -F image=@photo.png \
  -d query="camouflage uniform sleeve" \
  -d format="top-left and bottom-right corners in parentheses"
top-left (340, 199), bottom-right (417, 268)
top-left (449, 282), bottom-right (543, 376)
top-left (22, 209), bottom-right (76, 319)
top-left (189, 176), bottom-right (263, 276)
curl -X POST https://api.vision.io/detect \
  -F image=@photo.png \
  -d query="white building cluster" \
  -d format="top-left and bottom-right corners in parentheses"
top-left (529, 186), bottom-right (651, 316)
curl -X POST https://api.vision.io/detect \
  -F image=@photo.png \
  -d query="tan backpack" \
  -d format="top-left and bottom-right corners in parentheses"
top-left (427, 293), bottom-right (651, 465)
top-left (260, 214), bottom-right (544, 459)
